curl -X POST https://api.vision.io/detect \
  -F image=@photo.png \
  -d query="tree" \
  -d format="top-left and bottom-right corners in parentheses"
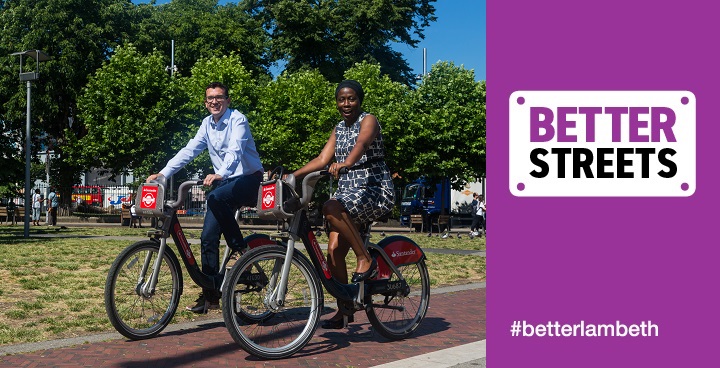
top-left (252, 69), bottom-right (336, 170)
top-left (0, 0), bottom-right (137, 204)
top-left (66, 45), bottom-right (178, 182)
top-left (405, 61), bottom-right (486, 189)
top-left (132, 0), bottom-right (272, 78)
top-left (68, 49), bottom-right (260, 186)
top-left (242, 0), bottom-right (437, 84)
top-left (0, 120), bottom-right (23, 189)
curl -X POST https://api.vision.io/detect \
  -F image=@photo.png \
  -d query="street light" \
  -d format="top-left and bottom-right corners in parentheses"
top-left (165, 40), bottom-right (177, 200)
top-left (10, 49), bottom-right (50, 238)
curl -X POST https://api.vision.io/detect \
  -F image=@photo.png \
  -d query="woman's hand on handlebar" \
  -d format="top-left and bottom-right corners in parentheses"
top-left (203, 174), bottom-right (222, 187)
top-left (328, 162), bottom-right (349, 179)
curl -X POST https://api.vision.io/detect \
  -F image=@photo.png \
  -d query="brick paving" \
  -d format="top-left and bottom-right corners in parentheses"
top-left (0, 286), bottom-right (484, 368)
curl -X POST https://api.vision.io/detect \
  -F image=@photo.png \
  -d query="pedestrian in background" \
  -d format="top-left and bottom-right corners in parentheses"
top-left (479, 195), bottom-right (486, 235)
top-left (130, 204), bottom-right (143, 228)
top-left (32, 189), bottom-right (42, 226)
top-left (7, 199), bottom-right (16, 226)
top-left (470, 193), bottom-right (485, 237)
top-left (46, 187), bottom-right (59, 226)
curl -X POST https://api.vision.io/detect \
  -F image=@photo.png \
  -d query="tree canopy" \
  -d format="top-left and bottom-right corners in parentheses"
top-left (406, 61), bottom-right (486, 188)
top-left (0, 0), bottom-right (485, 207)
top-left (242, 0), bottom-right (436, 84)
top-left (0, 0), bottom-right (137, 200)
top-left (131, 0), bottom-right (272, 78)
top-left (66, 45), bottom-right (177, 180)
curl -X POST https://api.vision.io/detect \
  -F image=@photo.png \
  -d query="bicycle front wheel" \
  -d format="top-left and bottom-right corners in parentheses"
top-left (105, 240), bottom-right (183, 340)
top-left (222, 245), bottom-right (322, 359)
top-left (366, 259), bottom-right (430, 340)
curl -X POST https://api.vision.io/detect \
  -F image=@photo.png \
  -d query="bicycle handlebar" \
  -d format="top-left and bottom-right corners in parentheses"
top-left (296, 167), bottom-right (348, 209)
top-left (156, 167), bottom-right (345, 215)
top-left (147, 179), bottom-right (203, 211)
top-left (167, 180), bottom-right (204, 209)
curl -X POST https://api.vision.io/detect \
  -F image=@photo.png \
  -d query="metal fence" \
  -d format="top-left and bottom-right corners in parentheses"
top-left (3, 183), bottom-right (209, 215)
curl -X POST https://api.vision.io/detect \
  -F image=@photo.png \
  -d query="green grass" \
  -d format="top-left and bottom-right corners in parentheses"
top-left (0, 224), bottom-right (485, 345)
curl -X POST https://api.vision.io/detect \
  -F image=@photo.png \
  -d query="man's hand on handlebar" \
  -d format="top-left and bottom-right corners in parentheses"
top-left (146, 173), bottom-right (164, 183)
top-left (147, 173), bottom-right (219, 187)
top-left (203, 174), bottom-right (222, 187)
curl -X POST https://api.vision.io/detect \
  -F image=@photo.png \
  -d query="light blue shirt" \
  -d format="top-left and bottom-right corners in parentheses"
top-left (160, 108), bottom-right (263, 180)
top-left (48, 191), bottom-right (58, 208)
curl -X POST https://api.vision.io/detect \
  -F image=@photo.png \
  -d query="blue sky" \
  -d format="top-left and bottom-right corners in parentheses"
top-left (396, 0), bottom-right (486, 81)
top-left (132, 0), bottom-right (486, 81)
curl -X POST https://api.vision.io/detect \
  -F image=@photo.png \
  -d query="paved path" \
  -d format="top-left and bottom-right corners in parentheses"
top-left (0, 284), bottom-right (485, 367)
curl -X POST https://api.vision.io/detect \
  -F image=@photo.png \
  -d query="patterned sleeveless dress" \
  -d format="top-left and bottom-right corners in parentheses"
top-left (333, 112), bottom-right (395, 224)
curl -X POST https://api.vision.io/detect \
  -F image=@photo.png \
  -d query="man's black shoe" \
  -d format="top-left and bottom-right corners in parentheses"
top-left (186, 292), bottom-right (220, 314)
top-left (321, 314), bottom-right (354, 329)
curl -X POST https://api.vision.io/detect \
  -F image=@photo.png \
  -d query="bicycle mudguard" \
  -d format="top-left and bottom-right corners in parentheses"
top-left (244, 233), bottom-right (277, 249)
top-left (373, 235), bottom-right (426, 279)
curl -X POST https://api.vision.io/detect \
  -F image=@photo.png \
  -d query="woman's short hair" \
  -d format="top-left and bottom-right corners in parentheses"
top-left (335, 80), bottom-right (364, 102)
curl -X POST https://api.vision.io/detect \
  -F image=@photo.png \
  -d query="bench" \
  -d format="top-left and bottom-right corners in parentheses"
top-left (409, 214), bottom-right (424, 233)
top-left (433, 214), bottom-right (451, 233)
top-left (15, 207), bottom-right (24, 223)
top-left (120, 206), bottom-right (131, 226)
top-left (0, 207), bottom-right (25, 225)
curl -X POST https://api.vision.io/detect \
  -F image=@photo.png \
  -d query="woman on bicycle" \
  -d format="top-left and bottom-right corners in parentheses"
top-left (291, 80), bottom-right (394, 329)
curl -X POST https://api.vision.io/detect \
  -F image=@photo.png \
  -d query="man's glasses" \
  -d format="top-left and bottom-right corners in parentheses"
top-left (205, 95), bottom-right (228, 103)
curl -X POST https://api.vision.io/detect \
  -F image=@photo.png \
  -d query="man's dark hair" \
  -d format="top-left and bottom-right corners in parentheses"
top-left (206, 82), bottom-right (229, 97)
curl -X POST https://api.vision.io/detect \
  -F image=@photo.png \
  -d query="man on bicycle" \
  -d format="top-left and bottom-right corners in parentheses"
top-left (146, 82), bottom-right (264, 313)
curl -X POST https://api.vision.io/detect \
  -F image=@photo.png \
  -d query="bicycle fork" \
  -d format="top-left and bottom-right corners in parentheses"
top-left (264, 238), bottom-right (296, 310)
top-left (137, 237), bottom-right (169, 298)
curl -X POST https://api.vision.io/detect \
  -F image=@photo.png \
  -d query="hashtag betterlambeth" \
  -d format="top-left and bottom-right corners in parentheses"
top-left (510, 320), bottom-right (659, 337)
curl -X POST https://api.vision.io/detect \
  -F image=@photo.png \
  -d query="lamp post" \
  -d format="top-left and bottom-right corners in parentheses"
top-left (10, 50), bottom-right (50, 238)
top-left (165, 40), bottom-right (177, 200)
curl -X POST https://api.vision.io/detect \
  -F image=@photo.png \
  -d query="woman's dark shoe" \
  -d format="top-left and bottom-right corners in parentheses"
top-left (351, 258), bottom-right (378, 283)
top-left (321, 314), bottom-right (354, 329)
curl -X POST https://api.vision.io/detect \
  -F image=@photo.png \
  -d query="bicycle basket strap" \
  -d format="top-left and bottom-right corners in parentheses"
top-left (257, 179), bottom-right (298, 220)
top-left (136, 183), bottom-right (165, 216)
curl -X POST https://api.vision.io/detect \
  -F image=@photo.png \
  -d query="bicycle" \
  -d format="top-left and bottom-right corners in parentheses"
top-left (221, 168), bottom-right (431, 359)
top-left (104, 178), bottom-right (276, 340)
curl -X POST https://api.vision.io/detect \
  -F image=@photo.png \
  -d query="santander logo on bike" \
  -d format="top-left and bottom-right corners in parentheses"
top-left (261, 185), bottom-right (276, 210)
top-left (392, 249), bottom-right (417, 258)
top-left (140, 187), bottom-right (157, 209)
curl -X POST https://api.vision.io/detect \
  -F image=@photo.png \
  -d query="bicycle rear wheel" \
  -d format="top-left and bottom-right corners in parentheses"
top-left (222, 245), bottom-right (322, 359)
top-left (105, 240), bottom-right (183, 340)
top-left (366, 260), bottom-right (430, 340)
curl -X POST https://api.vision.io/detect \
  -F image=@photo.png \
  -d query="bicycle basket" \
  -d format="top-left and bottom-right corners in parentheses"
top-left (257, 179), bottom-right (299, 220)
top-left (135, 183), bottom-right (166, 216)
